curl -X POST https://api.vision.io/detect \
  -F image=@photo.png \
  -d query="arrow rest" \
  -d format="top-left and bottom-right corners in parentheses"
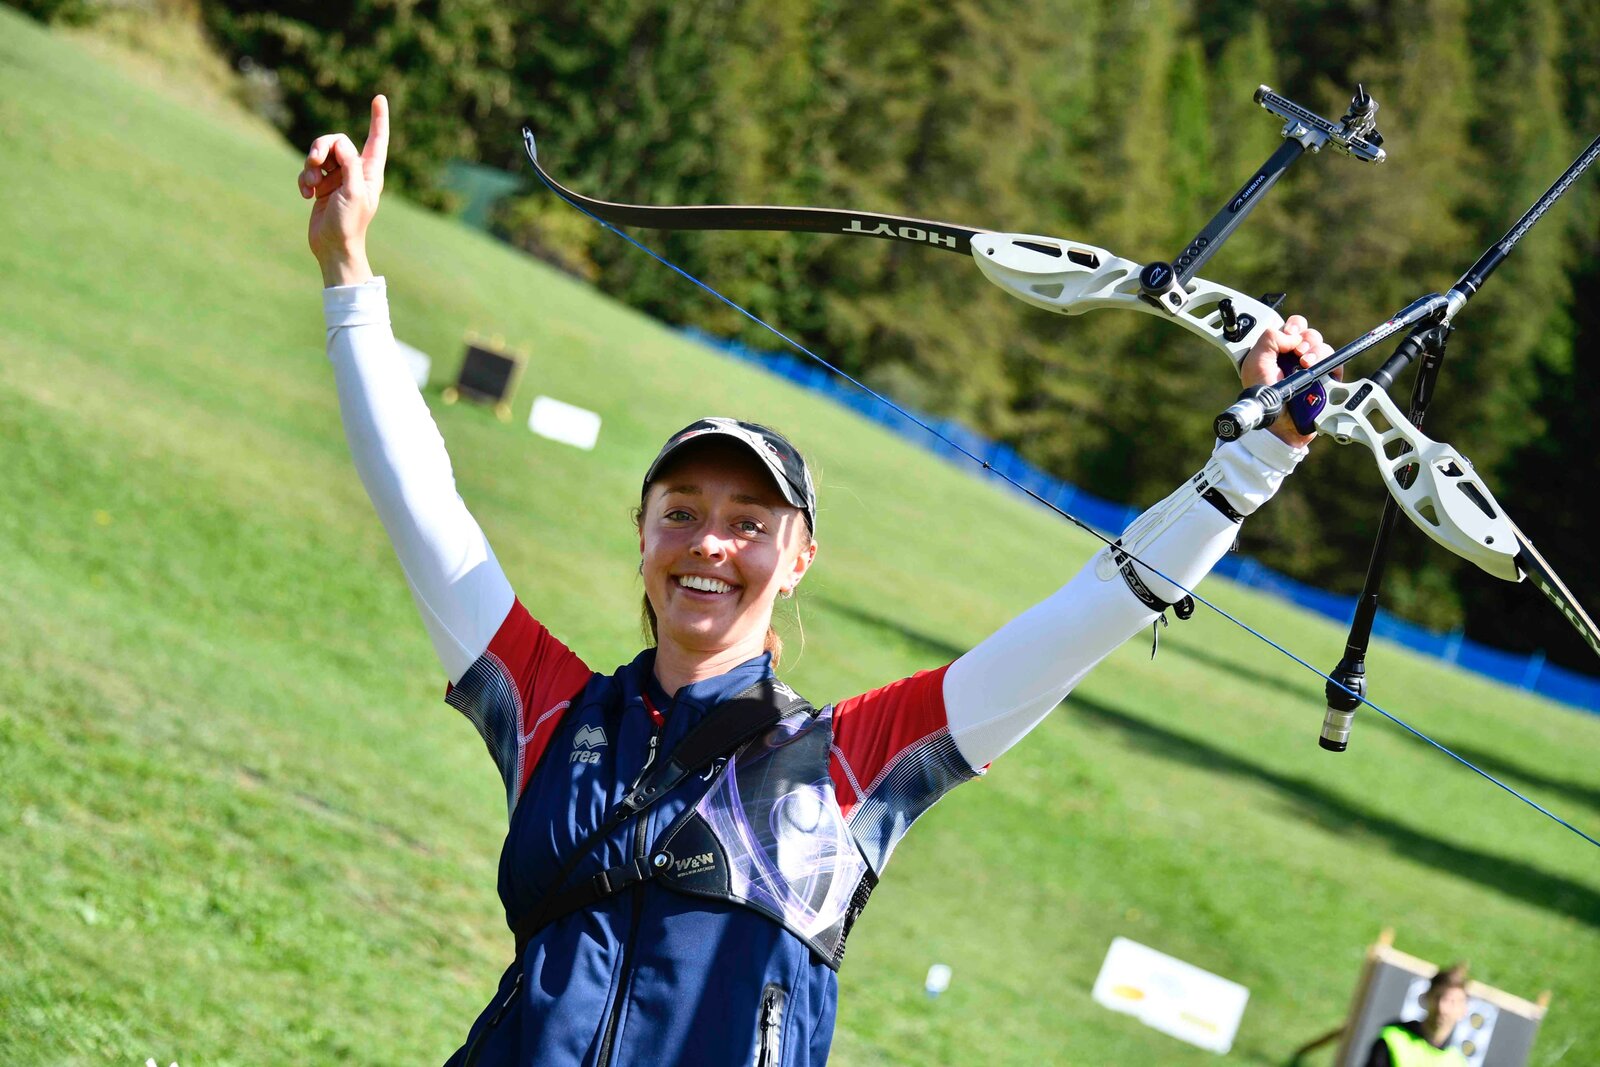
top-left (1216, 297), bottom-right (1252, 343)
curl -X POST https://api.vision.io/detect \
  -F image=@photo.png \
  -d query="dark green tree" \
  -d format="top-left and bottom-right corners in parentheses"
top-left (183, 0), bottom-right (1600, 672)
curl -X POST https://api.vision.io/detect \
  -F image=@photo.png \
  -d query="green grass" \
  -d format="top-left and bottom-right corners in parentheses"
top-left (1, 8), bottom-right (1597, 1064)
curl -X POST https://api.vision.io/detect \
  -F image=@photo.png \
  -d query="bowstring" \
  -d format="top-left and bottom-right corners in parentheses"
top-left (538, 173), bottom-right (1600, 852)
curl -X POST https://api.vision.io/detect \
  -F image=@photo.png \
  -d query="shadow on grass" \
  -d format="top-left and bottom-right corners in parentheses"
top-left (1068, 694), bottom-right (1600, 928)
top-left (1162, 630), bottom-right (1326, 704)
top-left (812, 594), bottom-right (967, 663)
top-left (1161, 630), bottom-right (1600, 814)
top-left (1389, 735), bottom-right (1600, 815)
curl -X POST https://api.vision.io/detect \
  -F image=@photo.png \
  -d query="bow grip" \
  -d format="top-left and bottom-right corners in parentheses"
top-left (1280, 352), bottom-right (1327, 435)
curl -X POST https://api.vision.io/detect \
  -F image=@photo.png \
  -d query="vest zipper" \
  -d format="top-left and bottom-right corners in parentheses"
top-left (457, 970), bottom-right (521, 1067)
top-left (756, 982), bottom-right (786, 1067)
top-left (597, 726), bottom-right (660, 1067)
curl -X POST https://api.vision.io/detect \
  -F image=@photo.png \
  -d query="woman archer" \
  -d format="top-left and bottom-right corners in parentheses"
top-left (300, 95), bottom-right (1335, 1067)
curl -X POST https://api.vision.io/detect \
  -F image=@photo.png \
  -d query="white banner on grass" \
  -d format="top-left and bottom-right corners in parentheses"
top-left (1091, 937), bottom-right (1249, 1054)
top-left (528, 396), bottom-right (602, 451)
top-left (395, 339), bottom-right (432, 390)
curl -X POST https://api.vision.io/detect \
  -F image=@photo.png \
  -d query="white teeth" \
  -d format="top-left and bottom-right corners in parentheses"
top-left (677, 575), bottom-right (733, 593)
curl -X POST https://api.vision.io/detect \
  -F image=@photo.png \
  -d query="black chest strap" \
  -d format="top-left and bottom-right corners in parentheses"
top-left (511, 676), bottom-right (812, 955)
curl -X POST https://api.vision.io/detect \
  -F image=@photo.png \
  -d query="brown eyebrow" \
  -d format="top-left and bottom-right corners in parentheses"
top-left (658, 485), bottom-right (781, 510)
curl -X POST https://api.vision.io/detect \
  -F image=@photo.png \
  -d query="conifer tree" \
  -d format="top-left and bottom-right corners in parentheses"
top-left (188, 0), bottom-right (1600, 671)
top-left (1458, 0), bottom-right (1598, 669)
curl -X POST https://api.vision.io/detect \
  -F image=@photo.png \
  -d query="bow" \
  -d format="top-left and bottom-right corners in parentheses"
top-left (519, 86), bottom-right (1600, 846)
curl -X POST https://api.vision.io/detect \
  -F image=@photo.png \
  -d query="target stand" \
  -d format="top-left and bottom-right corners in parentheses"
top-left (442, 333), bottom-right (526, 422)
top-left (1292, 930), bottom-right (1550, 1067)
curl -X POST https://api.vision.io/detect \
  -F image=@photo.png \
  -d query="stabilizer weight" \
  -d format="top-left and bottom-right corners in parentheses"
top-left (1215, 387), bottom-right (1278, 440)
top-left (1320, 655), bottom-right (1366, 752)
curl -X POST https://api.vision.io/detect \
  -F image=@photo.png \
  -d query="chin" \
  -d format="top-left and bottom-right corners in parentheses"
top-left (662, 617), bottom-right (761, 654)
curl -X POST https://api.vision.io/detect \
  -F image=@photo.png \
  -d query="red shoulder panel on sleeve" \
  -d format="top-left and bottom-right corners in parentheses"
top-left (446, 598), bottom-right (593, 806)
top-left (829, 663), bottom-right (952, 818)
top-left (491, 599), bottom-right (593, 793)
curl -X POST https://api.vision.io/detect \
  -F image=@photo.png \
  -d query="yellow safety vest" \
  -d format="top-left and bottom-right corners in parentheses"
top-left (1380, 1024), bottom-right (1470, 1067)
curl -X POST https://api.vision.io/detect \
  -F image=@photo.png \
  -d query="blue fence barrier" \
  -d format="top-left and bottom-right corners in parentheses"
top-left (683, 326), bottom-right (1600, 714)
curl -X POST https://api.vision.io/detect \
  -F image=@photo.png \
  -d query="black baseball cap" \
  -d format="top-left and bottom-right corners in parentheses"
top-left (643, 417), bottom-right (817, 533)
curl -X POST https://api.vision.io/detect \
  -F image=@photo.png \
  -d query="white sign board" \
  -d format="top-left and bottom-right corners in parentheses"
top-left (528, 396), bottom-right (602, 451)
top-left (395, 339), bottom-right (432, 390)
top-left (1091, 937), bottom-right (1250, 1055)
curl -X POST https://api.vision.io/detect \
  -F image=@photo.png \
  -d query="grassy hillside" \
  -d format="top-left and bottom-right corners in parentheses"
top-left (1, 8), bottom-right (1596, 1065)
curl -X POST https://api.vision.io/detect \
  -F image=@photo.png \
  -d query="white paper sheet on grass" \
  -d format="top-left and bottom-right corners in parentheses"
top-left (1091, 937), bottom-right (1249, 1055)
top-left (528, 396), bottom-right (602, 450)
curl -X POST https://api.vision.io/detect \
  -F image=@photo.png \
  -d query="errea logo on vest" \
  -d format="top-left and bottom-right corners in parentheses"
top-left (570, 724), bottom-right (608, 765)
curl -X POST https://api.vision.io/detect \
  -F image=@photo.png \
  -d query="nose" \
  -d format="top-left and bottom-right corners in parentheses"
top-left (690, 527), bottom-right (733, 560)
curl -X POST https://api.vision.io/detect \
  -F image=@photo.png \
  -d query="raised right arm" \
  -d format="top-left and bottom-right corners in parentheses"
top-left (324, 281), bottom-right (514, 683)
top-left (305, 95), bottom-right (513, 683)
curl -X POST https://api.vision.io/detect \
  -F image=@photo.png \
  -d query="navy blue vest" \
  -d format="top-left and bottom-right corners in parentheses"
top-left (449, 650), bottom-right (858, 1067)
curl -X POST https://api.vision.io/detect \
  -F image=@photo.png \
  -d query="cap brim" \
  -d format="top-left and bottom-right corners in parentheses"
top-left (645, 432), bottom-right (806, 510)
top-left (644, 424), bottom-right (814, 529)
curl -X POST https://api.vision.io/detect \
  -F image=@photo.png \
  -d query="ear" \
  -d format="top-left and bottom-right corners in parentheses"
top-left (784, 537), bottom-right (818, 593)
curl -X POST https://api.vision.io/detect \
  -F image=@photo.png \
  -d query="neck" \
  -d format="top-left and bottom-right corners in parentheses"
top-left (1424, 1015), bottom-right (1453, 1046)
top-left (652, 634), bottom-right (768, 696)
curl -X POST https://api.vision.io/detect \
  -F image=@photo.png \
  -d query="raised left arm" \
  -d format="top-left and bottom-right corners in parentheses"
top-left (943, 427), bottom-right (1304, 767)
top-left (943, 317), bottom-right (1332, 767)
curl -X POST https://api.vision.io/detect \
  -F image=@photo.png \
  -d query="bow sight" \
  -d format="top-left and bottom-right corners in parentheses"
top-left (1135, 84), bottom-right (1385, 317)
top-left (973, 83), bottom-right (1386, 419)
top-left (520, 82), bottom-right (1600, 772)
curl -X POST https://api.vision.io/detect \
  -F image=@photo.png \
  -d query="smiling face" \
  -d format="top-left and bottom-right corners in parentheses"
top-left (639, 440), bottom-right (816, 667)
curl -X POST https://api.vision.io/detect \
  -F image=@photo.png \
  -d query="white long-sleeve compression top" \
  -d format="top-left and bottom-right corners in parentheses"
top-left (325, 278), bottom-right (1305, 771)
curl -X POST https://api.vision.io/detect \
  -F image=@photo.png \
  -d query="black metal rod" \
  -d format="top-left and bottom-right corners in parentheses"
top-left (1172, 139), bottom-right (1306, 286)
top-left (1370, 329), bottom-right (1429, 393)
top-left (1319, 326), bottom-right (1448, 751)
top-left (1215, 292), bottom-right (1448, 439)
top-left (1456, 133), bottom-right (1600, 297)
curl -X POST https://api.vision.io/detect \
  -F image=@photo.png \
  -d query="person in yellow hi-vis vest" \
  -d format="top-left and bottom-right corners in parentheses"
top-left (1365, 963), bottom-right (1471, 1067)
